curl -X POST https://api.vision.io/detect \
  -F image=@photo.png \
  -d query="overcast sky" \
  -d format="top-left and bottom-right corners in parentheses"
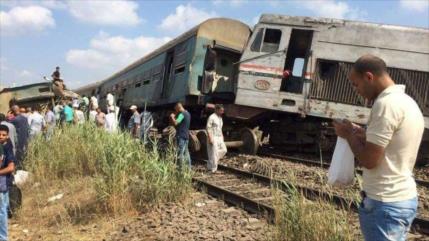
top-left (1, 0), bottom-right (428, 89)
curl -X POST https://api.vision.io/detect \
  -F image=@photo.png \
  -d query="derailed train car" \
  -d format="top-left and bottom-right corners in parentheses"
top-left (75, 15), bottom-right (429, 164)
top-left (233, 14), bottom-right (429, 163)
top-left (95, 18), bottom-right (251, 126)
top-left (0, 82), bottom-right (79, 113)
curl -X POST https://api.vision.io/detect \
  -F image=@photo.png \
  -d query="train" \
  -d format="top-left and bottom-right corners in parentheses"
top-left (0, 82), bottom-right (79, 113)
top-left (74, 14), bottom-right (429, 164)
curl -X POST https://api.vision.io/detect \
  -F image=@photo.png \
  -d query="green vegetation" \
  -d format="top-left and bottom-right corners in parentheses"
top-left (270, 184), bottom-right (355, 241)
top-left (25, 123), bottom-right (192, 214)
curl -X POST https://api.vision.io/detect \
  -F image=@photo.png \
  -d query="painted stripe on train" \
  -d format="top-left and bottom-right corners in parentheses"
top-left (239, 70), bottom-right (283, 79)
top-left (240, 63), bottom-right (284, 75)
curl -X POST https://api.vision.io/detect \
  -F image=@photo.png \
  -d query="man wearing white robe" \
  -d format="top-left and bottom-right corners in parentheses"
top-left (206, 104), bottom-right (227, 173)
top-left (105, 106), bottom-right (119, 133)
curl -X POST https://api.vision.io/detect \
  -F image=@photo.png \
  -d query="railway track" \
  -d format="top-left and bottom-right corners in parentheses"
top-left (258, 151), bottom-right (429, 189)
top-left (192, 160), bottom-right (429, 236)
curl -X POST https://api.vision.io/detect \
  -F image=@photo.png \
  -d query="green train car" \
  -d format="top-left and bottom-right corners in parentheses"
top-left (77, 18), bottom-right (250, 125)
top-left (0, 82), bottom-right (79, 113)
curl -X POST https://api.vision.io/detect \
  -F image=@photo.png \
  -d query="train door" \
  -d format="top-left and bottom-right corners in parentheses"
top-left (161, 51), bottom-right (174, 98)
top-left (201, 45), bottom-right (241, 97)
top-left (280, 29), bottom-right (313, 94)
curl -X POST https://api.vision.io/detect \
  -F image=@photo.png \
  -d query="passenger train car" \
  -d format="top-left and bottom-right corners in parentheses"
top-left (75, 18), bottom-right (251, 126)
top-left (75, 15), bottom-right (429, 163)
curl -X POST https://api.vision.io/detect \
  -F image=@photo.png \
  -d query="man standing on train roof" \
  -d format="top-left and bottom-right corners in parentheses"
top-left (333, 54), bottom-right (424, 241)
top-left (206, 104), bottom-right (227, 173)
top-left (51, 66), bottom-right (60, 81)
top-left (128, 105), bottom-right (140, 138)
top-left (170, 102), bottom-right (191, 172)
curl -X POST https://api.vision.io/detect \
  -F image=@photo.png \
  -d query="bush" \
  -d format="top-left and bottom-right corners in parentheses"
top-left (25, 123), bottom-right (192, 214)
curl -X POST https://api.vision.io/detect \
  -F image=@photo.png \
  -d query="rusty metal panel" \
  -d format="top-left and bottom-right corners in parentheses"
top-left (310, 59), bottom-right (429, 115)
top-left (310, 60), bottom-right (365, 107)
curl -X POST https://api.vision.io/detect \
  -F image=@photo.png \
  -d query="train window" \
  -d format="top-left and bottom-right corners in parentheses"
top-left (152, 73), bottom-right (161, 82)
top-left (250, 28), bottom-right (263, 52)
top-left (261, 28), bottom-right (281, 53)
top-left (143, 80), bottom-right (150, 85)
top-left (38, 87), bottom-right (50, 92)
top-left (319, 61), bottom-right (338, 79)
top-left (292, 58), bottom-right (304, 77)
top-left (135, 82), bottom-right (142, 88)
top-left (175, 65), bottom-right (185, 74)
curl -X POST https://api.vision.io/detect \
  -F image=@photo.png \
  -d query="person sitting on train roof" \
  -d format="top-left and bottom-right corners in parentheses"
top-left (169, 102), bottom-right (191, 172)
top-left (333, 54), bottom-right (424, 241)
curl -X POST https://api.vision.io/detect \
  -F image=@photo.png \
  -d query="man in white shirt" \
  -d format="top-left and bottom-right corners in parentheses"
top-left (206, 104), bottom-right (227, 173)
top-left (333, 55), bottom-right (424, 241)
top-left (73, 104), bottom-right (85, 124)
top-left (44, 104), bottom-right (56, 140)
top-left (28, 107), bottom-right (46, 139)
top-left (105, 106), bottom-right (118, 133)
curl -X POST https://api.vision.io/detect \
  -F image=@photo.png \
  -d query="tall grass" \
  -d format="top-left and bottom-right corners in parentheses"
top-left (270, 184), bottom-right (355, 241)
top-left (25, 123), bottom-right (191, 214)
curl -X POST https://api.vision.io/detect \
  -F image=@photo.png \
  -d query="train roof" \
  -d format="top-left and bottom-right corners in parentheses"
top-left (259, 14), bottom-right (429, 32)
top-left (100, 18), bottom-right (251, 84)
top-left (73, 81), bottom-right (101, 93)
top-left (0, 82), bottom-right (51, 93)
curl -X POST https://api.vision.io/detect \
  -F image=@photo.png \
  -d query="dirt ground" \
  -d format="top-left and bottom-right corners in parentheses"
top-left (9, 191), bottom-right (270, 241)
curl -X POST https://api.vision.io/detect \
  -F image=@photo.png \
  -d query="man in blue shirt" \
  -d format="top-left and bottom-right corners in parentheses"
top-left (0, 124), bottom-right (16, 241)
top-left (170, 102), bottom-right (191, 171)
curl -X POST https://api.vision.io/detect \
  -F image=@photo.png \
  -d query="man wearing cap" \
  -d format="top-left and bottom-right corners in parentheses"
top-left (128, 105), bottom-right (140, 138)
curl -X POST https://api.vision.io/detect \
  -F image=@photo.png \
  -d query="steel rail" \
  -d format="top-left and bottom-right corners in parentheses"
top-left (258, 152), bottom-right (429, 189)
top-left (192, 177), bottom-right (275, 222)
top-left (194, 158), bottom-right (429, 235)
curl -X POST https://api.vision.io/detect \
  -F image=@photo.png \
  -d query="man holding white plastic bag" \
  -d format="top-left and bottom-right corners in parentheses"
top-left (206, 104), bottom-right (227, 173)
top-left (333, 55), bottom-right (424, 241)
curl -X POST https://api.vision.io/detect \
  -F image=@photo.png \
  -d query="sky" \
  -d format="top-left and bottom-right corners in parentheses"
top-left (0, 0), bottom-right (428, 89)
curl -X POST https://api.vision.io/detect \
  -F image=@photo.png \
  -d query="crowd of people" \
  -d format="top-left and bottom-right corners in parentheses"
top-left (0, 54), bottom-right (424, 241)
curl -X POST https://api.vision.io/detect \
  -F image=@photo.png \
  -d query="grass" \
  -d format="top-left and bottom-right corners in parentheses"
top-left (15, 123), bottom-right (359, 240)
top-left (22, 123), bottom-right (192, 217)
top-left (270, 184), bottom-right (356, 241)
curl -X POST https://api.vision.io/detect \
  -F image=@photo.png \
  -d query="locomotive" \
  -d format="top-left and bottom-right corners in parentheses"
top-left (74, 15), bottom-right (429, 164)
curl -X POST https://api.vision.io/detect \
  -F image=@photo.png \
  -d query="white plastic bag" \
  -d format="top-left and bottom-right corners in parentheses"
top-left (14, 170), bottom-right (31, 187)
top-left (328, 137), bottom-right (355, 187)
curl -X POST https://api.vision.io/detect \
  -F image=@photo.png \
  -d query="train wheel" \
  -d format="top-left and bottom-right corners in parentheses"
top-left (239, 128), bottom-right (259, 155)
